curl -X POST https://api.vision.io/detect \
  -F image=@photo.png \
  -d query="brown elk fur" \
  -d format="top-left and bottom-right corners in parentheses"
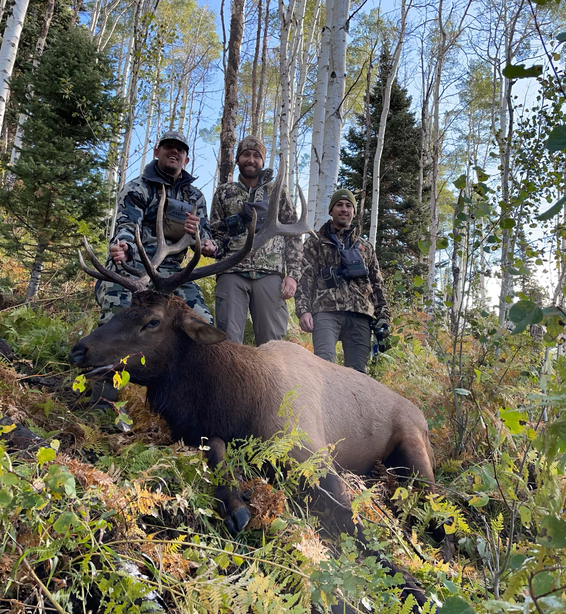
top-left (70, 291), bottom-right (440, 608)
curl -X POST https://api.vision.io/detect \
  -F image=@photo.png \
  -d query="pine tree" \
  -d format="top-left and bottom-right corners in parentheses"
top-left (339, 59), bottom-right (427, 282)
top-left (0, 26), bottom-right (123, 299)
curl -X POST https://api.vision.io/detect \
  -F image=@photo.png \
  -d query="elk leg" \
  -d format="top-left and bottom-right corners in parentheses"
top-left (385, 436), bottom-right (455, 562)
top-left (205, 436), bottom-right (251, 535)
top-left (314, 473), bottom-right (426, 612)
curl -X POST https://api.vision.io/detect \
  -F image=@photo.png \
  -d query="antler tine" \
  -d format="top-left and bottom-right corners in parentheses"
top-left (153, 230), bottom-right (203, 293)
top-left (78, 237), bottom-right (145, 294)
top-left (151, 185), bottom-right (195, 268)
top-left (252, 158), bottom-right (313, 250)
top-left (184, 210), bottom-right (257, 283)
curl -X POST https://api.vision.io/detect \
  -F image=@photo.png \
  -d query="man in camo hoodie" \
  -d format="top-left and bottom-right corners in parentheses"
top-left (210, 136), bottom-right (302, 346)
top-left (96, 131), bottom-right (215, 326)
top-left (294, 189), bottom-right (390, 373)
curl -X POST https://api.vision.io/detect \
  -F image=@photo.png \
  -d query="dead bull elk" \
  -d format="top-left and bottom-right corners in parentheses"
top-left (70, 170), bottom-right (442, 608)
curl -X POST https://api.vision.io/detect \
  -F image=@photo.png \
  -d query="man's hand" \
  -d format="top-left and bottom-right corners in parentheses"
top-left (281, 276), bottom-right (297, 300)
top-left (110, 240), bottom-right (129, 265)
top-left (299, 313), bottom-right (314, 333)
top-left (184, 212), bottom-right (201, 235)
top-left (202, 239), bottom-right (216, 257)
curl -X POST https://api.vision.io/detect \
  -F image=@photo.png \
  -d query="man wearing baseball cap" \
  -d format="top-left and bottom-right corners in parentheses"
top-left (209, 135), bottom-right (302, 346)
top-left (92, 130), bottom-right (216, 410)
top-left (294, 188), bottom-right (390, 373)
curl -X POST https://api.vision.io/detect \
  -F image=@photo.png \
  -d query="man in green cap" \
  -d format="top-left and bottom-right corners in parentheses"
top-left (294, 188), bottom-right (390, 373)
top-left (210, 136), bottom-right (302, 346)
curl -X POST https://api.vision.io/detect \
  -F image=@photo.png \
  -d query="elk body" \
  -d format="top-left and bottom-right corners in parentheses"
top-left (70, 169), bottom-right (438, 608)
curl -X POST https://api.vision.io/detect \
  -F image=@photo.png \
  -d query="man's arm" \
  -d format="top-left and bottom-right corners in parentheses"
top-left (368, 248), bottom-right (390, 326)
top-left (110, 182), bottom-right (148, 263)
top-left (209, 187), bottom-right (230, 259)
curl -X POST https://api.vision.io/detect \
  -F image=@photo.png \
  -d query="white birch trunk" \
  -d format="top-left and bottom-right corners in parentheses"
top-left (10, 0), bottom-right (55, 165)
top-left (307, 0), bottom-right (333, 228)
top-left (0, 0), bottom-right (31, 134)
top-left (314, 0), bottom-right (348, 230)
top-left (368, 0), bottom-right (409, 247)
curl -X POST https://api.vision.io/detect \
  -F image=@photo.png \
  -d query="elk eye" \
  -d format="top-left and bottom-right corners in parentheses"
top-left (144, 319), bottom-right (160, 330)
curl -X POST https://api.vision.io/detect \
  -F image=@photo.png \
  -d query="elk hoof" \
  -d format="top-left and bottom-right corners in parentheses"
top-left (216, 485), bottom-right (252, 535)
top-left (225, 506), bottom-right (252, 536)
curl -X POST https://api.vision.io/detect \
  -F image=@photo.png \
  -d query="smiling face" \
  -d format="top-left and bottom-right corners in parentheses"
top-left (330, 199), bottom-right (355, 229)
top-left (154, 140), bottom-right (189, 179)
top-left (237, 149), bottom-right (264, 187)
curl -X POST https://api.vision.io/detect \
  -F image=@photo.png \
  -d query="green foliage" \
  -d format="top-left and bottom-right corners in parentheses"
top-left (0, 26), bottom-right (123, 296)
top-left (338, 49), bottom-right (428, 284)
top-left (0, 302), bottom-right (97, 371)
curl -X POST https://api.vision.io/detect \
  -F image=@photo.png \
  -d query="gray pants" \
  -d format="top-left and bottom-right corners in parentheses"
top-left (312, 311), bottom-right (371, 373)
top-left (215, 273), bottom-right (288, 346)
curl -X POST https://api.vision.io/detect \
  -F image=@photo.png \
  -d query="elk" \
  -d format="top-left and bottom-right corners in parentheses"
top-left (70, 171), bottom-right (441, 608)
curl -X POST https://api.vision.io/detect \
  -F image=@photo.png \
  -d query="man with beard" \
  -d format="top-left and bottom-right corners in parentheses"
top-left (210, 136), bottom-right (302, 346)
top-left (294, 189), bottom-right (390, 373)
top-left (92, 131), bottom-right (215, 409)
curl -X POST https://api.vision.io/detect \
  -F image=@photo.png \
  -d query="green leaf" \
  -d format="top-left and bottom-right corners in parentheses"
top-left (437, 237), bottom-right (449, 249)
top-left (533, 571), bottom-right (556, 597)
top-left (418, 240), bottom-right (431, 255)
top-left (53, 511), bottom-right (79, 533)
top-left (72, 374), bottom-right (86, 393)
top-left (547, 125), bottom-right (566, 152)
top-left (469, 493), bottom-right (489, 508)
top-left (413, 276), bottom-right (424, 287)
top-left (502, 63), bottom-right (543, 78)
top-left (509, 553), bottom-right (527, 569)
top-left (438, 596), bottom-right (475, 613)
top-left (537, 196), bottom-right (566, 221)
top-left (453, 175), bottom-right (467, 190)
top-left (557, 31), bottom-right (566, 43)
top-left (0, 488), bottom-right (13, 506)
top-left (499, 218), bottom-right (515, 229)
top-left (500, 407), bottom-right (528, 434)
top-left (508, 300), bottom-right (543, 334)
top-left (37, 447), bottom-right (56, 465)
top-left (519, 506), bottom-right (532, 527)
top-left (537, 515), bottom-right (566, 548)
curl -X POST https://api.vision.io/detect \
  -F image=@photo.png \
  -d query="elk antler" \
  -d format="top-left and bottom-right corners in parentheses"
top-left (251, 157), bottom-right (313, 251)
top-left (79, 160), bottom-right (313, 294)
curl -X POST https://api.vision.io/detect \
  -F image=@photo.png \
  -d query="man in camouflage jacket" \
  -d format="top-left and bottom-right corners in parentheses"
top-left (210, 136), bottom-right (302, 345)
top-left (294, 189), bottom-right (390, 373)
top-left (96, 131), bottom-right (215, 327)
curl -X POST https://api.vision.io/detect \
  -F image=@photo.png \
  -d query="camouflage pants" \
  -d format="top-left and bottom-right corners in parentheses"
top-left (96, 265), bottom-right (213, 325)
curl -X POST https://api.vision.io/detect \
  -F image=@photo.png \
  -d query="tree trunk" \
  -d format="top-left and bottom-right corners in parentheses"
top-left (307, 0), bottom-right (333, 228)
top-left (0, 0), bottom-right (31, 134)
top-left (10, 0), bottom-right (55, 165)
top-left (256, 0), bottom-right (270, 140)
top-left (368, 0), bottom-right (409, 247)
top-left (250, 0), bottom-right (262, 136)
top-left (26, 239), bottom-right (48, 301)
top-left (314, 0), bottom-right (349, 230)
top-left (218, 0), bottom-right (245, 185)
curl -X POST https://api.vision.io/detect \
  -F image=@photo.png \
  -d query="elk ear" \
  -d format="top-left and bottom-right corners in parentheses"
top-left (180, 314), bottom-right (227, 345)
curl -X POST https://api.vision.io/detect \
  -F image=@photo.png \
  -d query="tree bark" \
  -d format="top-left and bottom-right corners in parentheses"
top-left (26, 239), bottom-right (48, 301)
top-left (307, 0), bottom-right (333, 228)
top-left (218, 0), bottom-right (245, 185)
top-left (10, 0), bottom-right (56, 165)
top-left (0, 0), bottom-right (31, 135)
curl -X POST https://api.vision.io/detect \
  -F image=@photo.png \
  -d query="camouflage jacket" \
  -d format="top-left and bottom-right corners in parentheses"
top-left (109, 160), bottom-right (211, 268)
top-left (209, 168), bottom-right (302, 279)
top-left (295, 221), bottom-right (390, 324)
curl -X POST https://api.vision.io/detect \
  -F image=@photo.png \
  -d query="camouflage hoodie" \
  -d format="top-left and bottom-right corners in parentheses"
top-left (110, 160), bottom-right (211, 268)
top-left (209, 168), bottom-right (302, 279)
top-left (295, 220), bottom-right (390, 324)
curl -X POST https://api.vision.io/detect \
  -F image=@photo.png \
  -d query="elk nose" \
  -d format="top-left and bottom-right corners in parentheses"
top-left (69, 343), bottom-right (87, 366)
